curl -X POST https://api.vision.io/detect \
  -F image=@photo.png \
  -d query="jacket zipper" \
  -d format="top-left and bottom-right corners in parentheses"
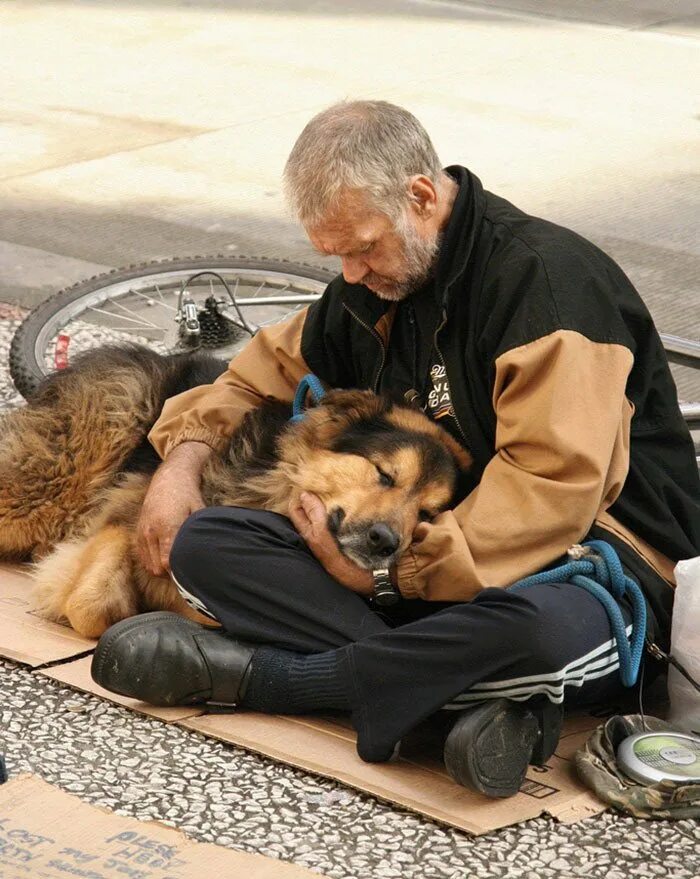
top-left (342, 302), bottom-right (387, 391)
top-left (434, 309), bottom-right (470, 448)
top-left (407, 302), bottom-right (420, 393)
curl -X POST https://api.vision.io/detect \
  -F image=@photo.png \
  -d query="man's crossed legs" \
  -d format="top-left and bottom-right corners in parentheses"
top-left (93, 506), bottom-right (635, 797)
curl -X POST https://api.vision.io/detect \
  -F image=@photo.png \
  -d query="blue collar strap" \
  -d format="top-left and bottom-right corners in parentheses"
top-left (509, 539), bottom-right (647, 688)
top-left (290, 374), bottom-right (326, 423)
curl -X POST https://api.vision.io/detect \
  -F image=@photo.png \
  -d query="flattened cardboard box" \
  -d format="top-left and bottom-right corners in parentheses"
top-left (0, 775), bottom-right (323, 878)
top-left (180, 712), bottom-right (605, 835)
top-left (0, 564), bottom-right (606, 835)
top-left (0, 564), bottom-right (95, 667)
top-left (39, 656), bottom-right (204, 723)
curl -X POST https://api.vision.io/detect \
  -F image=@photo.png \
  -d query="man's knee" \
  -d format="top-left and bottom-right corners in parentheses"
top-left (169, 506), bottom-right (300, 577)
top-left (470, 583), bottom-right (614, 673)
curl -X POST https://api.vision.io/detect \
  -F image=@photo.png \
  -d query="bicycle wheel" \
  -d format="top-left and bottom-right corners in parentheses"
top-left (9, 255), bottom-right (335, 399)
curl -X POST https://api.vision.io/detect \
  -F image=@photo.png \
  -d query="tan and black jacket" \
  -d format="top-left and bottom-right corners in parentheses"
top-left (149, 167), bottom-right (700, 635)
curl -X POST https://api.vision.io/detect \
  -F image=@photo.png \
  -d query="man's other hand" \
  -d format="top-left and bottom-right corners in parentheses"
top-left (136, 442), bottom-right (211, 576)
top-left (289, 492), bottom-right (374, 595)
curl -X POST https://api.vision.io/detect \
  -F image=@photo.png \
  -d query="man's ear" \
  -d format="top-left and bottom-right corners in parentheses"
top-left (407, 175), bottom-right (438, 219)
top-left (436, 429), bottom-right (473, 472)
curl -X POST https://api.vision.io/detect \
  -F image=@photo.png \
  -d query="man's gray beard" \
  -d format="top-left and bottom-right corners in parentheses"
top-left (367, 225), bottom-right (441, 302)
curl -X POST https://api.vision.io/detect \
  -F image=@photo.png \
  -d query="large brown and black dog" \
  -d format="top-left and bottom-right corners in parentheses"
top-left (0, 345), bottom-right (471, 637)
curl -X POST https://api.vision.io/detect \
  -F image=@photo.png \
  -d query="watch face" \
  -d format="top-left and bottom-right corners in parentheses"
top-left (373, 587), bottom-right (400, 607)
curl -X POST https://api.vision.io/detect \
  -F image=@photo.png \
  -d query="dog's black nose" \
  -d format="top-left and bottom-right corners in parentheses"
top-left (367, 523), bottom-right (400, 557)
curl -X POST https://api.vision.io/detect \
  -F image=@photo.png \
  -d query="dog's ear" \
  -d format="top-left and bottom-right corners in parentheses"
top-left (313, 389), bottom-right (386, 427)
top-left (385, 402), bottom-right (473, 472)
top-left (435, 428), bottom-right (473, 472)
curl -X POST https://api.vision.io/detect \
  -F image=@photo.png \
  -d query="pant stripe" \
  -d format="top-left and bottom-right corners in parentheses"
top-left (442, 626), bottom-right (632, 707)
top-left (172, 573), bottom-right (219, 622)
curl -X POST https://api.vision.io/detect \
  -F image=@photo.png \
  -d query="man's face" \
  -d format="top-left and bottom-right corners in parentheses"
top-left (308, 193), bottom-right (440, 302)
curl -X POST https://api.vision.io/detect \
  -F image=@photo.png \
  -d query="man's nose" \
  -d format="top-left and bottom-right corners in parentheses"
top-left (341, 255), bottom-right (368, 285)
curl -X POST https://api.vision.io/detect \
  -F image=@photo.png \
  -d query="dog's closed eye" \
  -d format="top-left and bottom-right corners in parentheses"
top-left (375, 465), bottom-right (394, 487)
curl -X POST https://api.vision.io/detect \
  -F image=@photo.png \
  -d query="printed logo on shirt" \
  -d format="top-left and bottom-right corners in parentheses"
top-left (427, 363), bottom-right (454, 421)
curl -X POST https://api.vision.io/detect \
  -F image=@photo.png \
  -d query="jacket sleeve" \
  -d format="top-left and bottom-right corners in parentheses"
top-left (395, 329), bottom-right (635, 600)
top-left (148, 307), bottom-right (311, 459)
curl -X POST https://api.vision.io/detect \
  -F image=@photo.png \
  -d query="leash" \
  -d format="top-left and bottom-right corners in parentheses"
top-left (290, 374), bottom-right (326, 422)
top-left (509, 540), bottom-right (647, 687)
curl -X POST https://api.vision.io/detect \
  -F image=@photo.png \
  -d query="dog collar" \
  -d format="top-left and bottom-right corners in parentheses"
top-left (290, 374), bottom-right (326, 422)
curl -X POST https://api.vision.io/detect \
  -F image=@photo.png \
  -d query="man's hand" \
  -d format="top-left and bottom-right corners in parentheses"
top-left (289, 492), bottom-right (374, 596)
top-left (136, 441), bottom-right (212, 576)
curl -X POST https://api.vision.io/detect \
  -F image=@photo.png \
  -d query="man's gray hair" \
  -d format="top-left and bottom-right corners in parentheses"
top-left (283, 100), bottom-right (443, 228)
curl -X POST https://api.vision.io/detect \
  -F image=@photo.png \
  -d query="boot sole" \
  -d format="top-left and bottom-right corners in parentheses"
top-left (443, 699), bottom-right (540, 798)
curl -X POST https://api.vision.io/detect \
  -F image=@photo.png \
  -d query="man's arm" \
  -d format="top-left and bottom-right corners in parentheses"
top-left (138, 308), bottom-right (313, 574)
top-left (395, 329), bottom-right (635, 600)
top-left (136, 441), bottom-right (212, 575)
top-left (148, 308), bottom-right (312, 459)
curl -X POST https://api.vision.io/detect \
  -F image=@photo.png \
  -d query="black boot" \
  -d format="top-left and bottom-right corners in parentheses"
top-left (443, 698), bottom-right (563, 798)
top-left (91, 612), bottom-right (256, 708)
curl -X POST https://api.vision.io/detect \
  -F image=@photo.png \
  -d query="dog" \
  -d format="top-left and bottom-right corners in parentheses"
top-left (0, 344), bottom-right (471, 637)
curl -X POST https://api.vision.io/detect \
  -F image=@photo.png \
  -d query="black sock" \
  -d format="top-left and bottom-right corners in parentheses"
top-left (240, 646), bottom-right (352, 715)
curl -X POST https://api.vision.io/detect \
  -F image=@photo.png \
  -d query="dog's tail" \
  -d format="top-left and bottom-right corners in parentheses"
top-left (0, 344), bottom-right (226, 559)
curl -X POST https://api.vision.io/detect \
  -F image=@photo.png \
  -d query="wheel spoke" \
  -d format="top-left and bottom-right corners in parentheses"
top-left (86, 304), bottom-right (161, 329)
top-left (84, 325), bottom-right (166, 334)
top-left (154, 282), bottom-right (168, 306)
top-left (128, 286), bottom-right (177, 312)
top-left (111, 297), bottom-right (164, 326)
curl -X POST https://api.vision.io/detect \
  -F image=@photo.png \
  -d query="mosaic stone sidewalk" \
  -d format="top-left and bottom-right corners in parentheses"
top-left (2, 660), bottom-right (700, 879)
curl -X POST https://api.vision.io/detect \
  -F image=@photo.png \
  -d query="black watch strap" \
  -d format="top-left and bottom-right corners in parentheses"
top-left (372, 566), bottom-right (400, 606)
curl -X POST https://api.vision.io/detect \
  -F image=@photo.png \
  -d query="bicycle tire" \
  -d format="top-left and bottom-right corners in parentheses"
top-left (10, 255), bottom-right (336, 399)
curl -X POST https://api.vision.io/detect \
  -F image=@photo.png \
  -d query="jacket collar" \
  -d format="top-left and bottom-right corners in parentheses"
top-left (435, 166), bottom-right (485, 301)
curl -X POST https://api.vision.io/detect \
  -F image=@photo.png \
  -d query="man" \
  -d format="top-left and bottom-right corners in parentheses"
top-left (92, 101), bottom-right (700, 798)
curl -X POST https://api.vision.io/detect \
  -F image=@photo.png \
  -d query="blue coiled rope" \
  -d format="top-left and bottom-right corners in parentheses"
top-left (509, 539), bottom-right (647, 687)
top-left (290, 374), bottom-right (326, 423)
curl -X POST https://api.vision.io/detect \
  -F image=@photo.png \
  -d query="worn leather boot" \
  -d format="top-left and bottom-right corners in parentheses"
top-left (91, 612), bottom-right (256, 708)
top-left (443, 698), bottom-right (563, 798)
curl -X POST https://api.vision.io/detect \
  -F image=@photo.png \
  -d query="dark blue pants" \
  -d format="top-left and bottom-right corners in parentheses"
top-left (169, 506), bottom-right (650, 754)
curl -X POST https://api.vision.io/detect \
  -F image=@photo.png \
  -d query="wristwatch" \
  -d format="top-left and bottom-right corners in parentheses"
top-left (372, 566), bottom-right (400, 606)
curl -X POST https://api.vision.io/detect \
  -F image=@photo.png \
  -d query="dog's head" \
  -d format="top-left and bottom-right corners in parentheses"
top-left (279, 390), bottom-right (472, 570)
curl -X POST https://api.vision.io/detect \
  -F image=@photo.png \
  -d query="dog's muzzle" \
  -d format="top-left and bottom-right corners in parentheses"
top-left (336, 521), bottom-right (401, 569)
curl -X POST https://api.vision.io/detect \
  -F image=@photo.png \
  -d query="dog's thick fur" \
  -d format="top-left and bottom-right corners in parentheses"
top-left (0, 344), bottom-right (471, 637)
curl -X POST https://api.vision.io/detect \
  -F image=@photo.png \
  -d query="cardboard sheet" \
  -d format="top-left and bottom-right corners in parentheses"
top-left (38, 656), bottom-right (205, 723)
top-left (0, 563), bottom-right (607, 835)
top-left (0, 775), bottom-right (324, 878)
top-left (0, 564), bottom-right (95, 667)
top-left (180, 712), bottom-right (605, 835)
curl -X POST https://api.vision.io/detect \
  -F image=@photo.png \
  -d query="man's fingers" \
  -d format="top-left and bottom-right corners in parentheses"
top-left (413, 521), bottom-right (430, 543)
top-left (159, 537), bottom-right (172, 575)
top-left (288, 501), bottom-right (311, 536)
top-left (137, 521), bottom-right (167, 576)
top-left (147, 534), bottom-right (165, 576)
top-left (299, 491), bottom-right (326, 524)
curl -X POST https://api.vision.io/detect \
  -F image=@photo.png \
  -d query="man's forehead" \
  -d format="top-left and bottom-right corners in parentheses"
top-left (308, 203), bottom-right (390, 255)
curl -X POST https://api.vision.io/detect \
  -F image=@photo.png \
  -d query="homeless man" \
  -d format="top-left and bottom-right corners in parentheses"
top-left (91, 100), bottom-right (700, 798)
